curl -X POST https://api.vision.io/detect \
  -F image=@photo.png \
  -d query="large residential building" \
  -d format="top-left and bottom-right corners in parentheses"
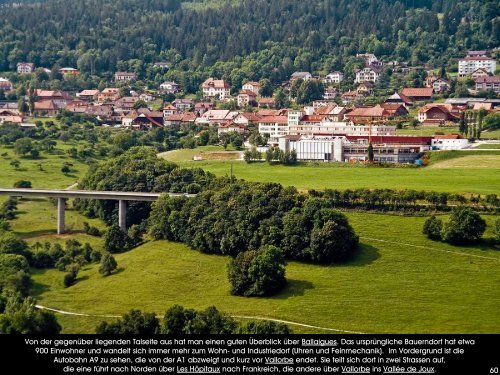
top-left (17, 62), bottom-right (35, 74)
top-left (458, 54), bottom-right (496, 77)
top-left (355, 66), bottom-right (382, 83)
top-left (201, 78), bottom-right (231, 99)
top-left (258, 115), bottom-right (289, 141)
top-left (259, 106), bottom-right (397, 142)
top-left (475, 76), bottom-right (500, 94)
top-left (324, 71), bottom-right (344, 84)
top-left (115, 72), bottom-right (137, 82)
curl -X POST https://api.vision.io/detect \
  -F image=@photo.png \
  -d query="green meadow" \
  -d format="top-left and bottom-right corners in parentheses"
top-left (1, 140), bottom-right (497, 334)
top-left (29, 211), bottom-right (500, 334)
top-left (161, 149), bottom-right (500, 195)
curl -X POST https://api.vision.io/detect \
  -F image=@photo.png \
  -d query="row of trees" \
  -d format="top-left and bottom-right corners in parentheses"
top-left (265, 147), bottom-right (298, 165)
top-left (96, 305), bottom-right (290, 334)
top-left (309, 188), bottom-right (499, 212)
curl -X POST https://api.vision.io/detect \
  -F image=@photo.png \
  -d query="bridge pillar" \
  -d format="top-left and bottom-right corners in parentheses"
top-left (118, 200), bottom-right (126, 231)
top-left (57, 198), bottom-right (66, 234)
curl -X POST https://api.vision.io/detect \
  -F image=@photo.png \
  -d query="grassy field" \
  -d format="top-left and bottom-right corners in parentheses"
top-left (30, 212), bottom-right (500, 334)
top-left (473, 143), bottom-right (500, 149)
top-left (11, 198), bottom-right (107, 250)
top-left (0, 142), bottom-right (92, 189)
top-left (161, 149), bottom-right (500, 195)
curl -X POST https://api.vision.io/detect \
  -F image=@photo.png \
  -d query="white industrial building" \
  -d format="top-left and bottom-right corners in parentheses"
top-left (431, 135), bottom-right (469, 150)
top-left (278, 135), bottom-right (432, 164)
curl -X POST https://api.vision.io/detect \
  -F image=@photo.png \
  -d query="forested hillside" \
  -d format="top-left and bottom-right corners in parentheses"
top-left (0, 0), bottom-right (497, 90)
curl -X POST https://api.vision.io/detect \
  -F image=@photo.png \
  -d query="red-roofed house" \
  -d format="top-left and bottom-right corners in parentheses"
top-left (34, 100), bottom-right (59, 117)
top-left (164, 112), bottom-right (197, 126)
top-left (258, 97), bottom-right (275, 108)
top-left (218, 122), bottom-right (248, 135)
top-left (242, 81), bottom-right (261, 95)
top-left (381, 103), bottom-right (409, 117)
top-left (202, 78), bottom-right (231, 99)
top-left (345, 105), bottom-right (386, 124)
top-left (475, 76), bottom-right (500, 94)
top-left (471, 68), bottom-right (490, 80)
top-left (258, 115), bottom-right (289, 140)
top-left (194, 102), bottom-right (215, 114)
top-left (418, 104), bottom-right (458, 125)
top-left (98, 88), bottom-right (121, 103)
top-left (237, 90), bottom-right (257, 108)
top-left (162, 104), bottom-right (179, 117)
top-left (234, 112), bottom-right (263, 126)
top-left (401, 88), bottom-right (433, 101)
top-left (77, 90), bottom-right (100, 101)
top-left (385, 92), bottom-right (413, 106)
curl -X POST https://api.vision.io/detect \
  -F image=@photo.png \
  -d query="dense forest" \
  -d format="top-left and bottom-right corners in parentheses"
top-left (0, 0), bottom-right (498, 91)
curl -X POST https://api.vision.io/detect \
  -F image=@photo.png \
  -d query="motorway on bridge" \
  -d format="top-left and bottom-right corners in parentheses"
top-left (0, 188), bottom-right (195, 234)
top-left (0, 188), bottom-right (172, 201)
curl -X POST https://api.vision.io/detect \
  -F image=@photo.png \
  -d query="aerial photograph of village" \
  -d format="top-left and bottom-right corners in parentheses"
top-left (0, 0), bottom-right (498, 339)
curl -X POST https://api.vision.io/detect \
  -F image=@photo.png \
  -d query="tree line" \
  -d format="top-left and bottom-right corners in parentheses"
top-left (96, 304), bottom-right (291, 334)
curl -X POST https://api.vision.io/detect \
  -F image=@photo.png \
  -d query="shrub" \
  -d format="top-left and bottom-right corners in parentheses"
top-left (228, 245), bottom-right (286, 297)
top-left (63, 265), bottom-right (79, 288)
top-left (63, 271), bottom-right (77, 288)
top-left (239, 320), bottom-right (292, 334)
top-left (96, 309), bottom-right (159, 334)
top-left (104, 225), bottom-right (133, 253)
top-left (309, 215), bottom-right (359, 263)
top-left (99, 253), bottom-right (118, 276)
top-left (160, 305), bottom-right (237, 334)
top-left (423, 215), bottom-right (443, 240)
top-left (441, 207), bottom-right (486, 245)
top-left (13, 180), bottom-right (32, 188)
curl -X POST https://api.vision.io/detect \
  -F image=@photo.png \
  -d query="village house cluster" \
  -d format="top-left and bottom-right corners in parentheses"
top-left (0, 50), bottom-right (498, 163)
